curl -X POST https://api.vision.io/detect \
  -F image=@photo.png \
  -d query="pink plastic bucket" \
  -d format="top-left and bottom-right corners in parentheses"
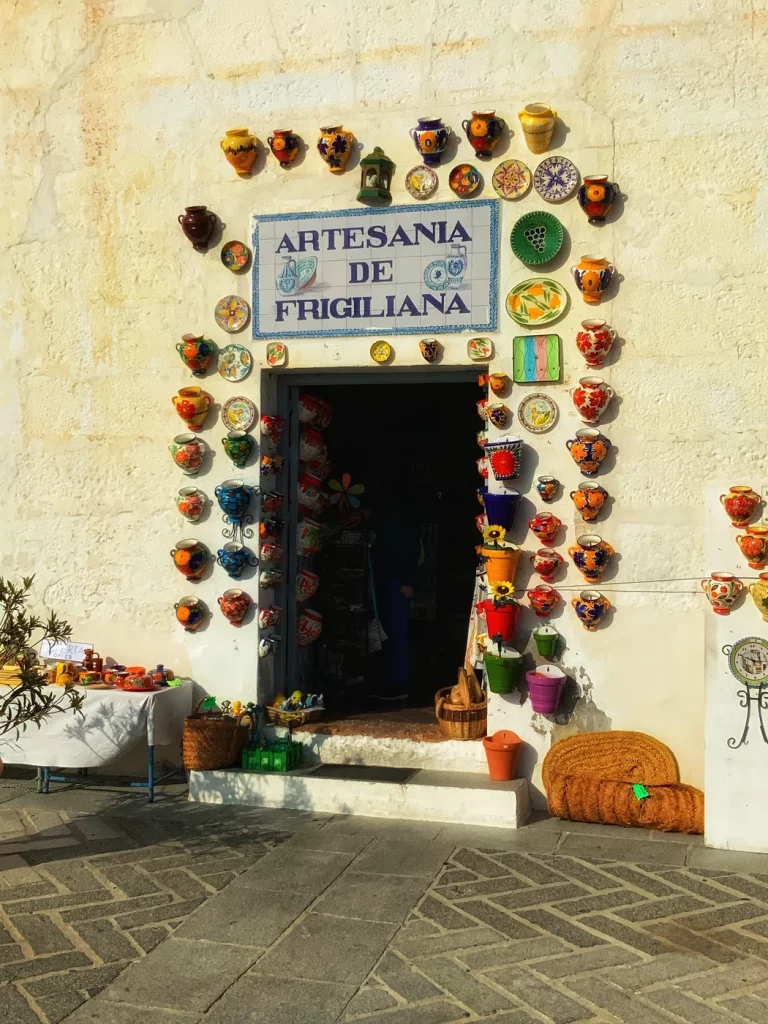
top-left (526, 666), bottom-right (566, 714)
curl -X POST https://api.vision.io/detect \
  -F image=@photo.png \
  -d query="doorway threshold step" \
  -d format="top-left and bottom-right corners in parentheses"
top-left (188, 763), bottom-right (530, 828)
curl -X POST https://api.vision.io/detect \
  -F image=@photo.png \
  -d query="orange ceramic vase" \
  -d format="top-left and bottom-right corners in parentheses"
top-left (571, 255), bottom-right (615, 304)
top-left (172, 386), bottom-right (212, 431)
top-left (736, 526), bottom-right (768, 569)
top-left (569, 535), bottom-right (614, 583)
top-left (482, 546), bottom-right (521, 586)
top-left (220, 128), bottom-right (258, 175)
top-left (720, 485), bottom-right (761, 528)
top-left (570, 483), bottom-right (608, 522)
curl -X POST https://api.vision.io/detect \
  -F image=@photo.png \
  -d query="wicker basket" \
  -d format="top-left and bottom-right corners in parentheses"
top-left (183, 698), bottom-right (250, 771)
top-left (435, 668), bottom-right (487, 741)
top-left (264, 705), bottom-right (324, 728)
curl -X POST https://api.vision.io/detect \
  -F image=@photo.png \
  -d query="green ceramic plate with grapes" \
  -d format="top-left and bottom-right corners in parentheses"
top-left (510, 211), bottom-right (564, 265)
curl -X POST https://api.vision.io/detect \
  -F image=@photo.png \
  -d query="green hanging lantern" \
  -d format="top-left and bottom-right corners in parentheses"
top-left (357, 147), bottom-right (394, 205)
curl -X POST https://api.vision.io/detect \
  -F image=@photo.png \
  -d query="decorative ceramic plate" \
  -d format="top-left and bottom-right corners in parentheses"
top-left (220, 240), bottom-right (251, 272)
top-left (723, 637), bottom-right (768, 687)
top-left (467, 337), bottom-right (494, 361)
top-left (518, 393), bottom-right (558, 433)
top-left (215, 295), bottom-right (249, 333)
top-left (405, 165), bottom-right (438, 200)
top-left (534, 156), bottom-right (579, 202)
top-left (370, 340), bottom-right (393, 364)
top-left (424, 260), bottom-right (450, 291)
top-left (506, 279), bottom-right (568, 326)
top-left (218, 343), bottom-right (252, 382)
top-left (510, 211), bottom-right (564, 265)
top-left (266, 342), bottom-right (287, 367)
top-left (222, 396), bottom-right (256, 432)
top-left (449, 164), bottom-right (482, 198)
top-left (492, 159), bottom-right (531, 199)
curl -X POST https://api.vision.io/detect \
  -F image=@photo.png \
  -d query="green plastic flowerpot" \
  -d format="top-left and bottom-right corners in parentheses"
top-left (484, 652), bottom-right (522, 694)
top-left (510, 211), bottom-right (564, 265)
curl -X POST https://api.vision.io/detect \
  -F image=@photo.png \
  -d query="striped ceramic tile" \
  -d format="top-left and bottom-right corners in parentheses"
top-left (512, 334), bottom-right (561, 383)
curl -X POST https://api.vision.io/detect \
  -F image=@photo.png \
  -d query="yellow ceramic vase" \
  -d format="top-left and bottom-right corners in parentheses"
top-left (172, 386), bottom-right (212, 431)
top-left (749, 573), bottom-right (768, 621)
top-left (220, 128), bottom-right (259, 175)
top-left (518, 103), bottom-right (557, 154)
top-left (482, 545), bottom-right (521, 586)
top-left (317, 125), bottom-right (354, 173)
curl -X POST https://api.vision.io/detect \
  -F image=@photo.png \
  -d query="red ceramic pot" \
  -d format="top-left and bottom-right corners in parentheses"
top-left (527, 584), bottom-right (560, 618)
top-left (528, 511), bottom-right (561, 546)
top-left (218, 589), bottom-right (251, 626)
top-left (296, 569), bottom-right (320, 602)
top-left (178, 206), bottom-right (216, 251)
top-left (297, 608), bottom-right (323, 646)
top-left (720, 486), bottom-right (761, 528)
top-left (736, 526), bottom-right (768, 569)
top-left (297, 472), bottom-right (325, 512)
top-left (576, 320), bottom-right (616, 367)
top-left (570, 376), bottom-right (614, 425)
top-left (298, 393), bottom-right (320, 424)
top-left (701, 572), bottom-right (743, 615)
top-left (529, 548), bottom-right (564, 582)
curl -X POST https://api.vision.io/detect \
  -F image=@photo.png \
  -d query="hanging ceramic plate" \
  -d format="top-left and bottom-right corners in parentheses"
top-left (510, 211), bottom-right (564, 265)
top-left (506, 279), bottom-right (568, 326)
top-left (222, 396), bottom-right (257, 432)
top-left (467, 337), bottom-right (494, 361)
top-left (220, 240), bottom-right (251, 272)
top-left (266, 342), bottom-right (287, 367)
top-left (533, 156), bottom-right (579, 202)
top-left (215, 295), bottom-right (249, 333)
top-left (449, 163), bottom-right (482, 198)
top-left (370, 340), bottom-right (393, 364)
top-left (518, 393), bottom-right (558, 434)
top-left (405, 165), bottom-right (438, 200)
top-left (492, 159), bottom-right (531, 200)
top-left (218, 343), bottom-right (252, 382)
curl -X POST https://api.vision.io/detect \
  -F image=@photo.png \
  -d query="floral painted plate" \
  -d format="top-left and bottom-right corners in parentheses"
top-left (510, 211), bottom-right (564, 265)
top-left (518, 393), bottom-right (558, 434)
top-left (215, 295), bottom-right (249, 333)
top-left (492, 159), bottom-right (531, 199)
top-left (370, 340), bottom-right (393, 364)
top-left (405, 165), bottom-right (438, 200)
top-left (218, 343), bottom-right (252, 382)
top-left (533, 156), bottom-right (579, 202)
top-left (220, 240), bottom-right (251, 272)
top-left (449, 163), bottom-right (482, 198)
top-left (467, 337), bottom-right (494, 361)
top-left (506, 278), bottom-right (568, 327)
top-left (266, 343), bottom-right (287, 367)
top-left (222, 396), bottom-right (257, 432)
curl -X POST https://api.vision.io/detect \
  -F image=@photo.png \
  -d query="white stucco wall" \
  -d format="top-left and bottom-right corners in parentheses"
top-left (3, 0), bottom-right (767, 795)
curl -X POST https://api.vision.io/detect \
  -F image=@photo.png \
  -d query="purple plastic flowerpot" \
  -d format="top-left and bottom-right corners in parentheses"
top-left (484, 490), bottom-right (521, 531)
top-left (526, 667), bottom-right (566, 714)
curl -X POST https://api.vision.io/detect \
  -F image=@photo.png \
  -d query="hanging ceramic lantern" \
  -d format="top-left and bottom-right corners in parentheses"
top-left (357, 147), bottom-right (395, 205)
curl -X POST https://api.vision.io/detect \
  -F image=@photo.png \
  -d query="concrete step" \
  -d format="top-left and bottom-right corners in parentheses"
top-left (291, 729), bottom-right (489, 774)
top-left (188, 763), bottom-right (530, 828)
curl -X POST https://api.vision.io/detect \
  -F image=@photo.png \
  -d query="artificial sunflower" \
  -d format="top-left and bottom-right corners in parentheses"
top-left (490, 581), bottom-right (514, 599)
top-left (482, 525), bottom-right (506, 546)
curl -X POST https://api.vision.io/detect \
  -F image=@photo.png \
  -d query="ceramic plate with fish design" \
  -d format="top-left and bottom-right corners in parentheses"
top-left (222, 396), bottom-right (257, 432)
top-left (533, 156), bottom-right (579, 202)
top-left (518, 393), bottom-right (558, 434)
top-left (492, 159), bottom-right (531, 199)
top-left (215, 295), bottom-right (250, 333)
top-left (506, 278), bottom-right (568, 326)
top-left (405, 165), bottom-right (438, 200)
top-left (220, 240), bottom-right (251, 272)
top-left (467, 337), bottom-right (494, 361)
top-left (449, 163), bottom-right (482, 198)
top-left (370, 340), bottom-right (393, 364)
top-left (218, 343), bottom-right (252, 382)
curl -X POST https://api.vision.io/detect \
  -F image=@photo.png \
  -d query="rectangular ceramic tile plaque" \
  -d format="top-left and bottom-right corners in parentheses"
top-left (251, 200), bottom-right (498, 339)
top-left (512, 334), bottom-right (561, 382)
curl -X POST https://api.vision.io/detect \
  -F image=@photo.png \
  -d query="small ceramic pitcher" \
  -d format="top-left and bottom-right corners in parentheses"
top-left (701, 572), bottom-right (743, 615)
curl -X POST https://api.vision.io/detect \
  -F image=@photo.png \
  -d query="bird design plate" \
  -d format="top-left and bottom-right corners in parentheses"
top-left (506, 279), bottom-right (568, 326)
top-left (449, 163), bottom-right (482, 198)
top-left (218, 343), bottom-right (252, 382)
top-left (220, 240), bottom-right (251, 272)
top-left (510, 211), bottom-right (564, 265)
top-left (370, 340), bottom-right (393, 364)
top-left (518, 393), bottom-right (558, 434)
top-left (467, 337), bottom-right (494, 361)
top-left (215, 295), bottom-right (249, 333)
top-left (492, 159), bottom-right (531, 199)
top-left (405, 165), bottom-right (438, 200)
top-left (222, 396), bottom-right (257, 432)
top-left (533, 156), bottom-right (579, 202)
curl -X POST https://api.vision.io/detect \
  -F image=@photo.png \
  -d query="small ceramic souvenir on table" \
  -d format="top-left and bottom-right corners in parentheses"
top-left (215, 295), bottom-right (249, 333)
top-left (569, 535), bottom-right (614, 583)
top-left (529, 511), bottom-right (561, 546)
top-left (260, 414), bottom-right (286, 448)
top-left (220, 128), bottom-right (258, 175)
top-left (266, 343), bottom-right (287, 367)
top-left (175, 487), bottom-right (205, 522)
top-left (172, 386), bottom-right (212, 431)
top-left (462, 111), bottom-right (505, 157)
top-left (405, 165), bottom-right (438, 200)
top-left (518, 104), bottom-right (557, 153)
top-left (572, 255), bottom-right (615, 304)
top-left (571, 482), bottom-right (609, 521)
top-left (576, 320), bottom-right (616, 367)
top-left (218, 343), bottom-right (252, 382)
top-left (260, 570), bottom-right (284, 590)
top-left (701, 572), bottom-right (743, 615)
top-left (419, 338), bottom-right (440, 362)
top-left (485, 437), bottom-right (523, 481)
top-left (358, 147), bottom-right (394, 205)
top-left (737, 526), bottom-right (768, 569)
top-left (467, 337), bottom-right (494, 361)
top-left (577, 176), bottom-right (620, 223)
top-left (214, 479), bottom-right (256, 520)
top-left (492, 160), bottom-right (531, 200)
top-left (518, 394), bottom-right (558, 434)
top-left (220, 240), bottom-right (250, 272)
top-left (297, 609), bottom-right (323, 646)
top-left (749, 574), bottom-right (768, 621)
top-left (216, 543), bottom-right (257, 579)
top-left (530, 548), bottom-right (564, 582)
top-left (513, 334), bottom-right (561, 382)
top-left (262, 491), bottom-right (284, 513)
top-left (218, 589), bottom-right (251, 626)
top-left (221, 430), bottom-right (254, 468)
top-left (527, 583), bottom-right (560, 618)
top-left (571, 376), bottom-right (614, 425)
top-left (258, 606), bottom-right (283, 629)
top-left (536, 476), bottom-right (559, 503)
top-left (297, 518), bottom-right (323, 557)
top-left (449, 164), bottom-right (482, 198)
top-left (170, 539), bottom-right (209, 581)
top-left (566, 427), bottom-right (612, 476)
top-left (487, 403), bottom-right (509, 429)
top-left (370, 340), bottom-right (392, 364)
top-left (720, 486), bottom-right (761, 528)
top-left (510, 211), bottom-right (564, 265)
top-left (178, 206), bottom-right (216, 250)
top-left (267, 129), bottom-right (300, 167)
top-left (572, 590), bottom-right (610, 631)
top-left (409, 117), bottom-right (452, 166)
top-left (296, 569), bottom-right (320, 602)
top-left (317, 125), bottom-right (354, 172)
top-left (177, 334), bottom-right (215, 377)
top-left (506, 279), bottom-right (567, 327)
top-left (169, 433), bottom-right (206, 475)
top-left (260, 541), bottom-right (285, 565)
top-left (533, 156), bottom-right (579, 202)
top-left (489, 372), bottom-right (508, 395)
top-left (174, 596), bottom-right (206, 633)
top-left (222, 396), bottom-right (256, 433)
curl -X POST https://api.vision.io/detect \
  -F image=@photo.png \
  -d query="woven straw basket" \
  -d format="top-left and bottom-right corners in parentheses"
top-left (182, 698), bottom-right (250, 771)
top-left (435, 668), bottom-right (487, 741)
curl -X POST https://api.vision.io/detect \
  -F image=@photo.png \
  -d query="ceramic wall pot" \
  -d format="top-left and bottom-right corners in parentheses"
top-left (526, 665), bottom-right (567, 714)
top-left (487, 404), bottom-right (509, 430)
top-left (259, 542), bottom-right (284, 565)
top-left (571, 376), bottom-right (614, 425)
top-left (569, 535), bottom-right (614, 583)
top-left (218, 588), bottom-right (251, 626)
top-left (409, 117), bottom-right (452, 166)
top-left (177, 334), bottom-right (215, 377)
top-left (533, 625), bottom-right (559, 658)
top-left (477, 457), bottom-right (490, 479)
top-left (169, 433), bottom-right (205, 476)
top-left (175, 487), bottom-right (204, 522)
top-left (528, 511), bottom-right (561, 546)
top-left (576, 320), bottom-right (616, 367)
top-left (174, 597), bottom-right (206, 632)
top-left (476, 600), bottom-right (520, 643)
top-left (419, 339), bottom-right (440, 362)
top-left (221, 430), bottom-right (254, 469)
top-left (571, 482), bottom-right (608, 522)
top-left (258, 635), bottom-right (282, 658)
top-left (527, 583), bottom-right (560, 618)
top-left (530, 548), bottom-right (564, 582)
top-left (170, 539), bottom-right (209, 580)
top-left (317, 125), bottom-right (354, 173)
top-left (737, 526), bottom-right (768, 569)
top-left (572, 255), bottom-right (615, 305)
top-left (566, 427), bottom-right (611, 476)
top-left (260, 570), bottom-right (284, 590)
top-left (220, 128), bottom-right (258, 175)
top-left (483, 490), bottom-right (521, 531)
top-left (518, 104), bottom-right (557, 153)
top-left (720, 486), bottom-right (761, 528)
top-left (297, 518), bottom-right (323, 557)
top-left (261, 455), bottom-right (285, 477)
top-left (577, 176), bottom-right (620, 224)
top-left (536, 476), bottom-right (558, 503)
top-left (267, 129), bottom-right (300, 167)
top-left (489, 373), bottom-right (509, 396)
top-left (475, 513), bottom-right (487, 535)
top-left (483, 653), bottom-right (523, 695)
top-left (260, 414), bottom-right (286, 448)
top-left (572, 590), bottom-right (610, 631)
top-left (477, 398), bottom-right (489, 422)
top-left (298, 393), bottom-right (320, 424)
top-left (462, 111), bottom-right (505, 157)
top-left (214, 479), bottom-right (255, 520)
top-left (178, 206), bottom-right (217, 251)
top-left (300, 428), bottom-right (325, 463)
top-left (314, 397), bottom-right (333, 429)
top-left (297, 472), bottom-right (325, 512)
top-left (296, 569), bottom-right (320, 602)
top-left (297, 608), bottom-right (323, 646)
top-left (260, 518), bottom-right (283, 539)
top-left (172, 386), bottom-right (212, 431)
top-left (258, 606), bottom-right (283, 629)
top-left (262, 491), bottom-right (284, 513)
top-left (701, 572), bottom-right (743, 615)
top-left (481, 546), bottom-right (521, 586)
top-left (749, 573), bottom-right (768, 621)
top-left (216, 543), bottom-right (256, 579)
top-left (485, 437), bottom-right (523, 481)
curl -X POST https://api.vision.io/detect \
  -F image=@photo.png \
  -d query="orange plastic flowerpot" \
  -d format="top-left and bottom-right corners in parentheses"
top-left (482, 546), bottom-right (521, 585)
top-left (483, 730), bottom-right (522, 781)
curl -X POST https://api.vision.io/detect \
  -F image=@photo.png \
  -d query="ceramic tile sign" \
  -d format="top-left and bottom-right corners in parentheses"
top-left (251, 200), bottom-right (499, 339)
top-left (512, 334), bottom-right (561, 383)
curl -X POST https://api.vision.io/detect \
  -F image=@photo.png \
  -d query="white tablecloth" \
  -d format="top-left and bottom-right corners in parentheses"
top-left (0, 681), bottom-right (194, 769)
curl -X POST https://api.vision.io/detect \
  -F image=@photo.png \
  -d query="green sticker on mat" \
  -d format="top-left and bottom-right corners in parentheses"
top-left (633, 784), bottom-right (650, 800)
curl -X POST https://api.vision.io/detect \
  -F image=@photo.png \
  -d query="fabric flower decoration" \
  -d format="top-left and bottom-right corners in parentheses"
top-left (328, 473), bottom-right (364, 511)
top-left (482, 525), bottom-right (506, 546)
